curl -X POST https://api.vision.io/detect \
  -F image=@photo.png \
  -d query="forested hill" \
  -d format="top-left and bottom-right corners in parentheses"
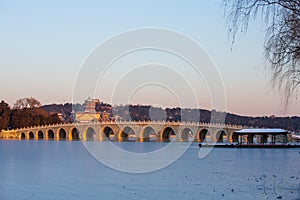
top-left (224, 112), bottom-right (299, 132)
top-left (41, 103), bottom-right (300, 132)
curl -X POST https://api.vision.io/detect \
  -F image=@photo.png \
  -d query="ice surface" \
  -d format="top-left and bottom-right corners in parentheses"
top-left (0, 140), bottom-right (299, 200)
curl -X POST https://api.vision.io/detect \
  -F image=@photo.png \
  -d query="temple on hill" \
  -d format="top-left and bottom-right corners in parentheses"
top-left (75, 98), bottom-right (100, 123)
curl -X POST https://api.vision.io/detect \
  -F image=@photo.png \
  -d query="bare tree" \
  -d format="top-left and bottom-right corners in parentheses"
top-left (223, 0), bottom-right (300, 107)
top-left (13, 97), bottom-right (41, 109)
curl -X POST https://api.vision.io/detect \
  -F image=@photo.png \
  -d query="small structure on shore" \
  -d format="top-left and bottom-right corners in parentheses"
top-left (291, 133), bottom-right (300, 142)
top-left (233, 128), bottom-right (289, 145)
top-left (198, 128), bottom-right (297, 148)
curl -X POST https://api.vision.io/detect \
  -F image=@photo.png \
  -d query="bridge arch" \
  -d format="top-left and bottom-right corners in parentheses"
top-left (119, 126), bottom-right (135, 141)
top-left (85, 127), bottom-right (96, 141)
top-left (70, 127), bottom-right (80, 140)
top-left (141, 126), bottom-right (156, 141)
top-left (161, 127), bottom-right (176, 141)
top-left (216, 130), bottom-right (227, 142)
top-left (181, 128), bottom-right (193, 142)
top-left (21, 132), bottom-right (26, 139)
top-left (102, 126), bottom-right (115, 141)
top-left (58, 128), bottom-right (67, 140)
top-left (198, 129), bottom-right (209, 142)
top-left (47, 129), bottom-right (55, 140)
top-left (29, 131), bottom-right (34, 139)
top-left (38, 130), bottom-right (44, 139)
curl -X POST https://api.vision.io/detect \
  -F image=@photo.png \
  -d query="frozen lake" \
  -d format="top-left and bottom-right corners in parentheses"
top-left (0, 140), bottom-right (299, 200)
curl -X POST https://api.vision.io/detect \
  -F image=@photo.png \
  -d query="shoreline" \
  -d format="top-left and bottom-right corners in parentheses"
top-left (1, 139), bottom-right (300, 148)
top-left (199, 143), bottom-right (300, 148)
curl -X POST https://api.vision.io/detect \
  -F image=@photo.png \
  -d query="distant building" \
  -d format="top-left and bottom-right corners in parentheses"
top-left (57, 113), bottom-right (64, 122)
top-left (83, 97), bottom-right (100, 113)
top-left (75, 98), bottom-right (100, 123)
top-left (100, 110), bottom-right (110, 121)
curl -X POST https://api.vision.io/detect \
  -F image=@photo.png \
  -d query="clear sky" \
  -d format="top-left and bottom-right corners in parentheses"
top-left (0, 0), bottom-right (299, 117)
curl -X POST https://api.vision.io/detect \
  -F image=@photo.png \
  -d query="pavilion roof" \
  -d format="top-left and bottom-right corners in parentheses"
top-left (234, 128), bottom-right (288, 135)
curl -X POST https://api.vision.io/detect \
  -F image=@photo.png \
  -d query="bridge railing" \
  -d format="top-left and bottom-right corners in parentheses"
top-left (5, 120), bottom-right (249, 132)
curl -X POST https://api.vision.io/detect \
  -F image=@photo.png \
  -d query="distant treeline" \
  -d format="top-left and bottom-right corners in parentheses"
top-left (0, 100), bottom-right (61, 130)
top-left (0, 99), bottom-right (299, 132)
top-left (111, 105), bottom-right (300, 132)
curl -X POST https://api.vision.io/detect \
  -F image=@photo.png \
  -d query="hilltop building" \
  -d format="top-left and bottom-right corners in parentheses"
top-left (75, 98), bottom-right (100, 123)
top-left (83, 98), bottom-right (100, 113)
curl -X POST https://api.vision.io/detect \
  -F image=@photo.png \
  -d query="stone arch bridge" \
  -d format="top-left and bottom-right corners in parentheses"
top-left (0, 121), bottom-right (245, 142)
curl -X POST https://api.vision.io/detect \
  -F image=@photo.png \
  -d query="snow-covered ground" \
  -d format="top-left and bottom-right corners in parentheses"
top-left (0, 140), bottom-right (299, 200)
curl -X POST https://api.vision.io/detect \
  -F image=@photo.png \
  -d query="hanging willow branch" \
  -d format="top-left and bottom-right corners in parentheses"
top-left (223, 0), bottom-right (300, 108)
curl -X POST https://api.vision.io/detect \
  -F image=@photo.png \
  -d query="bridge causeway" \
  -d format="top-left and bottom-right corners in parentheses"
top-left (0, 121), bottom-right (244, 142)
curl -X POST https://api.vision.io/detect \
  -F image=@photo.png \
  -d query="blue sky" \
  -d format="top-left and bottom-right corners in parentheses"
top-left (0, 0), bottom-right (299, 116)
